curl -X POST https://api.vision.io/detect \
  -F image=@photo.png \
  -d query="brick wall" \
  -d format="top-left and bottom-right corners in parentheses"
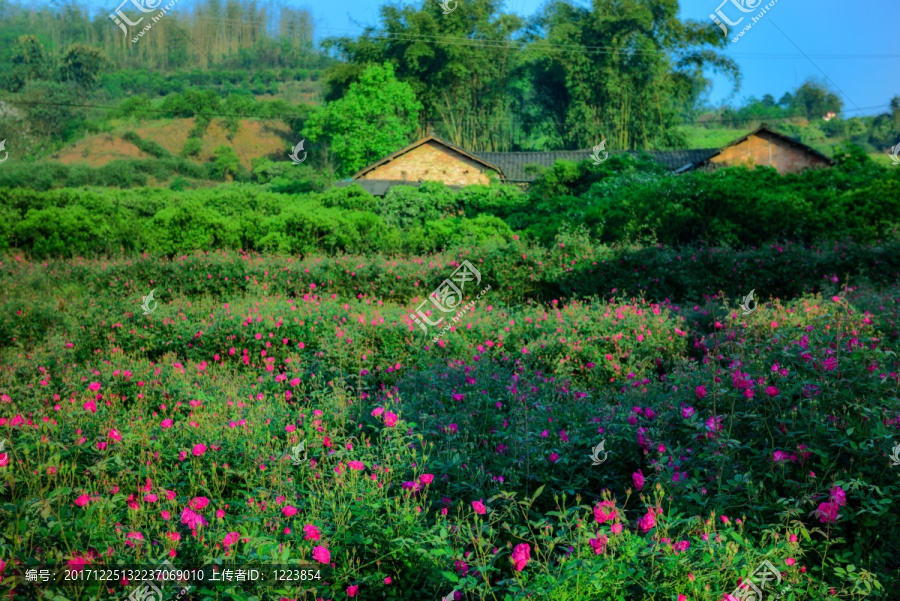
top-left (359, 141), bottom-right (499, 185)
top-left (708, 131), bottom-right (830, 174)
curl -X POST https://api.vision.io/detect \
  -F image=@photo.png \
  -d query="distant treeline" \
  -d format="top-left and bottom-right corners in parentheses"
top-left (0, 0), bottom-right (328, 74)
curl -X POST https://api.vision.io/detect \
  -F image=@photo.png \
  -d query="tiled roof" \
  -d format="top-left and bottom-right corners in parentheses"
top-left (333, 179), bottom-right (465, 197)
top-left (471, 149), bottom-right (721, 182)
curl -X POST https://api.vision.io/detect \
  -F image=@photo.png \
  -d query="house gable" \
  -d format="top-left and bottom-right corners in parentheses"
top-left (352, 136), bottom-right (504, 186)
top-left (700, 125), bottom-right (832, 174)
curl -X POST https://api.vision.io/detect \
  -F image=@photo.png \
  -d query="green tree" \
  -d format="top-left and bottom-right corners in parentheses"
top-left (791, 80), bottom-right (843, 120)
top-left (57, 44), bottom-right (107, 93)
top-left (303, 62), bottom-right (423, 178)
top-left (518, 0), bottom-right (739, 150)
top-left (210, 145), bottom-right (241, 180)
top-left (321, 0), bottom-right (523, 151)
top-left (4, 35), bottom-right (52, 92)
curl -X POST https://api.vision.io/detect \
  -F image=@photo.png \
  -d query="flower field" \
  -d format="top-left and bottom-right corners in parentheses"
top-left (1, 249), bottom-right (899, 601)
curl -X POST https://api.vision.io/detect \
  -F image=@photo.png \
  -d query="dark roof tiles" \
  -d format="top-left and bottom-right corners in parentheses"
top-left (471, 149), bottom-right (721, 182)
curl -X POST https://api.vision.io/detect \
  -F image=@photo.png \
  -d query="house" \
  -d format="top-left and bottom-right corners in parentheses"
top-left (333, 124), bottom-right (831, 195)
top-left (693, 124), bottom-right (834, 174)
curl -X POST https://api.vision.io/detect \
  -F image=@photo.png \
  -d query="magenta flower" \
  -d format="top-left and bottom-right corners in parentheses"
top-left (189, 496), bottom-right (209, 510)
top-left (108, 429), bottom-right (122, 442)
top-left (593, 500), bottom-right (617, 524)
top-left (510, 543), bottom-right (531, 571)
top-left (192, 444), bottom-right (207, 456)
top-left (816, 501), bottom-right (839, 523)
top-left (283, 505), bottom-right (298, 517)
top-left (704, 415), bottom-right (723, 432)
top-left (829, 486), bottom-right (847, 507)
top-left (347, 584), bottom-right (359, 597)
top-left (773, 450), bottom-right (791, 462)
top-left (419, 474), bottom-right (434, 485)
top-left (632, 470), bottom-right (645, 490)
top-left (765, 386), bottom-right (780, 397)
top-left (223, 532), bottom-right (240, 547)
top-left (180, 508), bottom-right (207, 529)
top-left (681, 406), bottom-right (695, 418)
top-left (161, 419), bottom-right (173, 428)
top-left (371, 407), bottom-right (384, 417)
top-left (638, 509), bottom-right (657, 533)
top-left (75, 494), bottom-right (90, 507)
top-left (695, 385), bottom-right (706, 399)
top-left (472, 500), bottom-right (487, 515)
top-left (549, 452), bottom-right (560, 463)
top-left (348, 461), bottom-right (365, 471)
top-left (589, 535), bottom-right (608, 555)
top-left (312, 545), bottom-right (331, 564)
top-left (383, 412), bottom-right (398, 427)
top-left (304, 524), bottom-right (321, 541)
top-left (88, 382), bottom-right (101, 392)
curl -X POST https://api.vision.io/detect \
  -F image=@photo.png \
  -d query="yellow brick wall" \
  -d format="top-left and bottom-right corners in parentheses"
top-left (359, 141), bottom-right (498, 185)
top-left (709, 132), bottom-right (830, 174)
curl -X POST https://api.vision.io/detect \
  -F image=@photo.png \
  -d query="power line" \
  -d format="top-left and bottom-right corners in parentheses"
top-left (315, 27), bottom-right (900, 60)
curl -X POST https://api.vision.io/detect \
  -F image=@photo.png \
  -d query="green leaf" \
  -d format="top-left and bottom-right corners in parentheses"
top-left (441, 571), bottom-right (459, 583)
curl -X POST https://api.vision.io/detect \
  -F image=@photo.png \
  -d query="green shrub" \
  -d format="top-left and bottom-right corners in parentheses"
top-left (180, 138), bottom-right (202, 158)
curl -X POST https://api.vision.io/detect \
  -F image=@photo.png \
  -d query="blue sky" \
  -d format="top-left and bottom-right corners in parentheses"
top-left (302, 0), bottom-right (900, 116)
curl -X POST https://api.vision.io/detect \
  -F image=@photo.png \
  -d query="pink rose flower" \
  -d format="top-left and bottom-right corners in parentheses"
top-left (304, 524), bottom-right (321, 541)
top-left (816, 501), bottom-right (839, 523)
top-left (632, 470), bottom-right (645, 490)
top-left (510, 543), bottom-right (530, 571)
top-left (594, 500), bottom-right (616, 524)
top-left (223, 532), bottom-right (240, 547)
top-left (383, 412), bottom-right (398, 427)
top-left (638, 509), bottom-right (656, 533)
top-left (347, 584), bottom-right (359, 597)
top-left (472, 500), bottom-right (487, 515)
top-left (283, 505), bottom-right (298, 517)
top-left (189, 496), bottom-right (209, 510)
top-left (312, 545), bottom-right (331, 564)
top-left (192, 444), bottom-right (206, 456)
top-left (829, 486), bottom-right (847, 507)
top-left (180, 508), bottom-right (208, 529)
top-left (589, 535), bottom-right (608, 554)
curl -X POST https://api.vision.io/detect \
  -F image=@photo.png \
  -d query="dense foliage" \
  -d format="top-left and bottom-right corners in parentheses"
top-left (1, 149), bottom-right (897, 256)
